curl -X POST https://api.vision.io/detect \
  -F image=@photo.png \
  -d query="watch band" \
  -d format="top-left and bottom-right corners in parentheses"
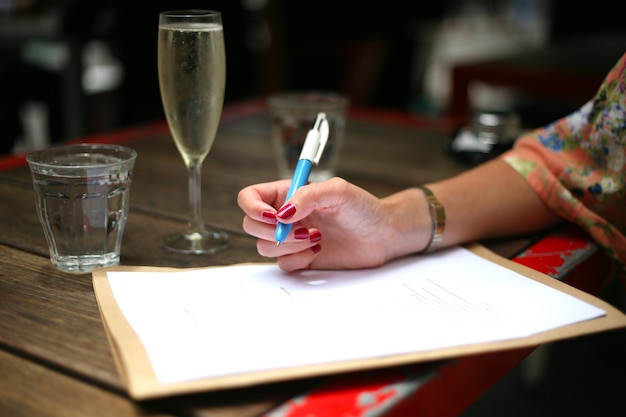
top-left (418, 186), bottom-right (445, 253)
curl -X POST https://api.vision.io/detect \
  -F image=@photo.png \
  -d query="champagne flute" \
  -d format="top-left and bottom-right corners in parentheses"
top-left (158, 10), bottom-right (229, 254)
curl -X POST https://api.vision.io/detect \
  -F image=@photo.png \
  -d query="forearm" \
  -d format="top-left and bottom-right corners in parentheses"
top-left (381, 158), bottom-right (564, 260)
top-left (426, 158), bottom-right (563, 247)
top-left (380, 187), bottom-right (433, 260)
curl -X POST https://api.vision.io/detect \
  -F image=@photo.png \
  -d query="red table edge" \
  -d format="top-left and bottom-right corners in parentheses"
top-left (0, 98), bottom-right (464, 173)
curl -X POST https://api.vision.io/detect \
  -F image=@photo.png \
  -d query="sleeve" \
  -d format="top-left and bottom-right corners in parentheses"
top-left (500, 52), bottom-right (626, 271)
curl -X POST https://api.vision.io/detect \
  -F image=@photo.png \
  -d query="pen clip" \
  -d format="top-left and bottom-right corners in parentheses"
top-left (312, 113), bottom-right (329, 165)
top-left (299, 112), bottom-right (329, 164)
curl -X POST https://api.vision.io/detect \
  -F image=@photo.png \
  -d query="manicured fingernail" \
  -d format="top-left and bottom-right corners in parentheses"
top-left (311, 244), bottom-right (321, 254)
top-left (277, 203), bottom-right (296, 220)
top-left (262, 210), bottom-right (277, 224)
top-left (294, 228), bottom-right (309, 240)
top-left (309, 230), bottom-right (322, 244)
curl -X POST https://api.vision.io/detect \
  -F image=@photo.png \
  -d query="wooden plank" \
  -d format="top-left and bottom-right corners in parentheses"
top-left (0, 349), bottom-right (168, 417)
top-left (0, 244), bottom-right (125, 390)
top-left (0, 347), bottom-right (315, 417)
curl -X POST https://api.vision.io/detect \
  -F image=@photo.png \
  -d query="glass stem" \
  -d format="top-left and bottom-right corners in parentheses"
top-left (187, 163), bottom-right (206, 234)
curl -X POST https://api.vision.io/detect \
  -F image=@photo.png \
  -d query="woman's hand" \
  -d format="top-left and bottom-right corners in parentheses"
top-left (237, 178), bottom-right (429, 272)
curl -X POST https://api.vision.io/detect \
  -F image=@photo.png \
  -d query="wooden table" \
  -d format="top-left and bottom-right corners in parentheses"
top-left (0, 101), bottom-right (613, 416)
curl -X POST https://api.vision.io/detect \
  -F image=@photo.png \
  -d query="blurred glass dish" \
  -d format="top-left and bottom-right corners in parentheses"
top-left (446, 110), bottom-right (522, 165)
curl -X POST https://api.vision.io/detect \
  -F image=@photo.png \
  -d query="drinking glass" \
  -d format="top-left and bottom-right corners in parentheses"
top-left (158, 10), bottom-right (229, 254)
top-left (27, 144), bottom-right (136, 273)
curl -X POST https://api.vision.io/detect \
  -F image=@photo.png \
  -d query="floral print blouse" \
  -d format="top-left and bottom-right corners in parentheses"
top-left (502, 52), bottom-right (626, 273)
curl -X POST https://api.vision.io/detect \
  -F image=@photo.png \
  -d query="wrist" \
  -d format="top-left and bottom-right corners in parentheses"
top-left (381, 188), bottom-right (433, 259)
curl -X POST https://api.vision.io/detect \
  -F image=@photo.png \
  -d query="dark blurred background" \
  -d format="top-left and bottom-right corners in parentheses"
top-left (2, 0), bottom-right (626, 154)
top-left (1, 1), bottom-right (625, 415)
top-left (2, 0), bottom-right (626, 155)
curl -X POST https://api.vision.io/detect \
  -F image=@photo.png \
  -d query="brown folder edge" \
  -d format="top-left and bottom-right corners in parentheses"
top-left (91, 244), bottom-right (626, 400)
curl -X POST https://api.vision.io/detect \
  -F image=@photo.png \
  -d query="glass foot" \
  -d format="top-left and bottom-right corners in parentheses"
top-left (164, 228), bottom-right (230, 255)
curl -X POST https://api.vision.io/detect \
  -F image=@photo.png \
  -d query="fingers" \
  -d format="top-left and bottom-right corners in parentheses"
top-left (245, 211), bottom-right (321, 245)
top-left (256, 233), bottom-right (322, 272)
top-left (277, 246), bottom-right (321, 272)
top-left (239, 178), bottom-right (353, 271)
top-left (274, 178), bottom-right (352, 224)
top-left (239, 177), bottom-right (351, 226)
top-left (242, 214), bottom-right (276, 241)
top-left (256, 238), bottom-right (316, 258)
top-left (249, 219), bottom-right (323, 271)
top-left (237, 180), bottom-right (291, 221)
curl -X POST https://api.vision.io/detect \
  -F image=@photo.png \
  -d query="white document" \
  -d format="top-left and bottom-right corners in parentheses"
top-left (105, 246), bottom-right (605, 385)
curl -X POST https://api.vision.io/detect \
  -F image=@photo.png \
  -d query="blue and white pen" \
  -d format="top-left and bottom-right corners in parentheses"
top-left (275, 112), bottom-right (330, 245)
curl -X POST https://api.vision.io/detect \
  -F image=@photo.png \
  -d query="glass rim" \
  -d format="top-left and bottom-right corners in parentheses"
top-left (26, 143), bottom-right (137, 169)
top-left (159, 9), bottom-right (221, 18)
top-left (267, 91), bottom-right (349, 110)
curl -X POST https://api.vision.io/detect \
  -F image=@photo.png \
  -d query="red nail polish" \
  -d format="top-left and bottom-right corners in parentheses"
top-left (311, 244), bottom-right (321, 254)
top-left (309, 230), bottom-right (322, 243)
top-left (277, 203), bottom-right (296, 220)
top-left (294, 228), bottom-right (309, 240)
top-left (262, 210), bottom-right (277, 224)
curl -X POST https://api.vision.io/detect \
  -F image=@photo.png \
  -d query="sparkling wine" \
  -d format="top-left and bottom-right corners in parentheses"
top-left (158, 22), bottom-right (226, 167)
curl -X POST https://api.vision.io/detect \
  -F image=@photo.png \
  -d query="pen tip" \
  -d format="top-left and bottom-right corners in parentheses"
top-left (276, 241), bottom-right (280, 246)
